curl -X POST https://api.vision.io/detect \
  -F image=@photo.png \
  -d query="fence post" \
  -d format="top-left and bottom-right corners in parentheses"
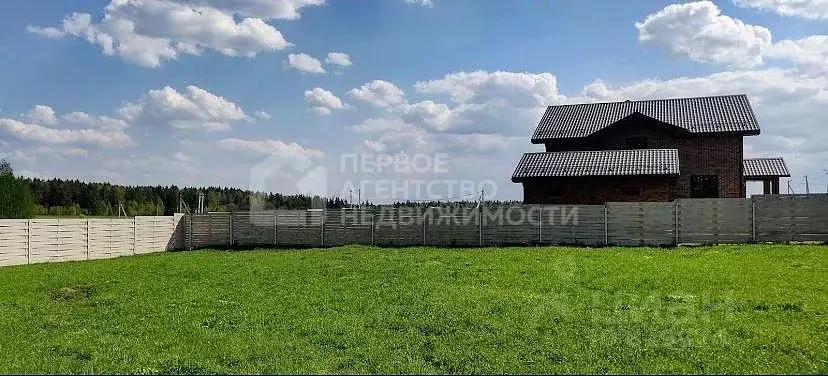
top-left (26, 219), bottom-right (31, 264)
top-left (273, 212), bottom-right (278, 247)
top-left (674, 200), bottom-right (679, 245)
top-left (85, 218), bottom-right (90, 260)
top-left (56, 217), bottom-right (61, 260)
top-left (229, 212), bottom-right (234, 246)
top-left (422, 208), bottom-right (428, 246)
top-left (208, 213), bottom-right (213, 247)
top-left (108, 219), bottom-right (113, 257)
top-left (751, 198), bottom-right (756, 242)
top-left (539, 206), bottom-right (543, 244)
top-left (132, 217), bottom-right (137, 255)
top-left (322, 211), bottom-right (326, 247)
top-left (478, 206), bottom-right (483, 247)
top-left (603, 204), bottom-right (608, 246)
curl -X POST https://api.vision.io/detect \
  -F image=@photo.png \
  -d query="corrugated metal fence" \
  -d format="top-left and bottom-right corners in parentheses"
top-left (183, 195), bottom-right (828, 249)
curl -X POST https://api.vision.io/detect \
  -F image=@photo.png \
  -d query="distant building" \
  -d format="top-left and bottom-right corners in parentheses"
top-left (512, 94), bottom-right (790, 204)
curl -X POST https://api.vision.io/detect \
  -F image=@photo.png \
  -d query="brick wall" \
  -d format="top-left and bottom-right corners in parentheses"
top-left (522, 176), bottom-right (673, 205)
top-left (540, 117), bottom-right (745, 201)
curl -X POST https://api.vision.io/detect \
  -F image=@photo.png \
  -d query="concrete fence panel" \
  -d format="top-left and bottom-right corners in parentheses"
top-left (607, 202), bottom-right (675, 246)
top-left (676, 198), bottom-right (753, 244)
top-left (481, 206), bottom-right (540, 246)
top-left (373, 208), bottom-right (424, 246)
top-left (754, 194), bottom-right (828, 242)
top-left (0, 215), bottom-right (184, 268)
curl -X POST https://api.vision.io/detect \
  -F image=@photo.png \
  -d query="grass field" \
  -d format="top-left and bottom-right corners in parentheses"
top-left (0, 245), bottom-right (825, 374)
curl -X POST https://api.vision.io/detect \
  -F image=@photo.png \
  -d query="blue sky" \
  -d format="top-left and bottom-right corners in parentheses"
top-left (1, 0), bottom-right (827, 202)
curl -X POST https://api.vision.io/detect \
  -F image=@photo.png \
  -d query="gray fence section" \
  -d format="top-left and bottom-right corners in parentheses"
top-left (183, 195), bottom-right (828, 248)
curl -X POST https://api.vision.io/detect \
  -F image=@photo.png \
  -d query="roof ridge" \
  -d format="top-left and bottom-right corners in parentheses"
top-left (545, 94), bottom-right (748, 108)
top-left (523, 148), bottom-right (679, 155)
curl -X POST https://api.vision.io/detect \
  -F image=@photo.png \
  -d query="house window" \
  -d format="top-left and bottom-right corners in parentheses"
top-left (624, 137), bottom-right (649, 149)
top-left (691, 175), bottom-right (719, 198)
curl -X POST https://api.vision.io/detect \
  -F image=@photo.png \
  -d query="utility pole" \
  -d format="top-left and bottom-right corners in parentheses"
top-left (349, 189), bottom-right (353, 208)
top-left (357, 188), bottom-right (361, 208)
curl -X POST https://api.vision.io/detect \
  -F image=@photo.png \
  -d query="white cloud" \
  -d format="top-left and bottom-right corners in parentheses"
top-left (117, 85), bottom-right (249, 131)
top-left (218, 138), bottom-right (324, 161)
top-left (287, 53), bottom-right (326, 74)
top-left (26, 25), bottom-right (66, 39)
top-left (172, 151), bottom-right (192, 163)
top-left (635, 1), bottom-right (772, 68)
top-left (304, 87), bottom-right (347, 115)
top-left (767, 35), bottom-right (828, 71)
top-left (352, 71), bottom-right (559, 154)
top-left (27, 0), bottom-right (296, 67)
top-left (0, 117), bottom-right (130, 148)
top-left (732, 0), bottom-right (828, 20)
top-left (414, 71), bottom-right (563, 106)
top-left (23, 105), bottom-right (57, 126)
top-left (405, 0), bottom-right (434, 7)
top-left (253, 110), bottom-right (272, 120)
top-left (325, 52), bottom-right (352, 66)
top-left (188, 0), bottom-right (325, 20)
top-left (348, 80), bottom-right (407, 107)
top-left (61, 112), bottom-right (129, 130)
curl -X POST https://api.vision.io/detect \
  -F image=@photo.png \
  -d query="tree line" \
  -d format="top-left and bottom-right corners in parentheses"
top-left (0, 159), bottom-right (349, 218)
top-left (0, 159), bottom-right (519, 219)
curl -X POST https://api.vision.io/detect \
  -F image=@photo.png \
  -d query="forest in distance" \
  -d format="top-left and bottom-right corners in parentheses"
top-left (1, 159), bottom-right (516, 218)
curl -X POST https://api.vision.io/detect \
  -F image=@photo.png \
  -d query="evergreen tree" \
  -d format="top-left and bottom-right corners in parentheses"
top-left (0, 159), bottom-right (36, 219)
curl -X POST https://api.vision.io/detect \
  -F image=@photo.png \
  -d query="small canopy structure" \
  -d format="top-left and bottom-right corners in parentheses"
top-left (744, 158), bottom-right (790, 194)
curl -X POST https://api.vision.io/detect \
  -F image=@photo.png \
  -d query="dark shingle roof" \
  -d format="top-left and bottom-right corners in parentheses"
top-left (531, 94), bottom-right (760, 142)
top-left (512, 149), bottom-right (680, 181)
top-left (743, 158), bottom-right (790, 178)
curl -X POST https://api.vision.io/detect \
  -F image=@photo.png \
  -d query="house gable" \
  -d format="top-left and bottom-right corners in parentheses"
top-left (544, 112), bottom-right (691, 152)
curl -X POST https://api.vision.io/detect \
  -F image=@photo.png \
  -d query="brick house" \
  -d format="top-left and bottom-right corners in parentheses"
top-left (512, 95), bottom-right (790, 204)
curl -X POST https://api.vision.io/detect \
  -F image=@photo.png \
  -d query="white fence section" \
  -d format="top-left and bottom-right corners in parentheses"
top-left (0, 214), bottom-right (184, 267)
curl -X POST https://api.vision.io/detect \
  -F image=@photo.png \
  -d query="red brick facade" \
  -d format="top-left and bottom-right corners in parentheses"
top-left (524, 116), bottom-right (745, 204)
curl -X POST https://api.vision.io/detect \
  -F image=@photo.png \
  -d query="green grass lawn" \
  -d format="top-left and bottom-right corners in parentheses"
top-left (0, 245), bottom-right (825, 374)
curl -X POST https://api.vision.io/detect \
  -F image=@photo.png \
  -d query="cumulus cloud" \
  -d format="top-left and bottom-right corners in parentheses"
top-left (218, 138), bottom-right (324, 161)
top-left (414, 71), bottom-right (563, 106)
top-left (348, 80), bottom-right (407, 108)
top-left (732, 0), bottom-right (828, 20)
top-left (351, 71), bottom-right (559, 154)
top-left (286, 53), bottom-right (326, 74)
top-left (304, 87), bottom-right (348, 115)
top-left (635, 1), bottom-right (772, 68)
top-left (767, 35), bottom-right (828, 72)
top-left (325, 52), bottom-right (352, 66)
top-left (23, 105), bottom-right (58, 126)
top-left (27, 0), bottom-right (298, 67)
top-left (0, 105), bottom-right (131, 148)
top-left (117, 85), bottom-right (249, 131)
top-left (188, 0), bottom-right (325, 20)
